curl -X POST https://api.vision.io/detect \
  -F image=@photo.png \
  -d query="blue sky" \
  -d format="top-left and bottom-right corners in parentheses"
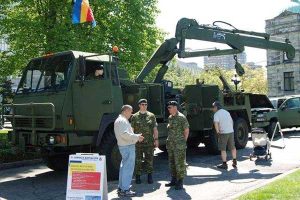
top-left (156, 0), bottom-right (294, 66)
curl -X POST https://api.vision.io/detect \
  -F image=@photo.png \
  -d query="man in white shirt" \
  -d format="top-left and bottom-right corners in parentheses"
top-left (114, 105), bottom-right (144, 197)
top-left (212, 101), bottom-right (237, 170)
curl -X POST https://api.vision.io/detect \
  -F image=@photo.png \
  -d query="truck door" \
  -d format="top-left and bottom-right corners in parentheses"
top-left (72, 60), bottom-right (116, 131)
top-left (278, 97), bottom-right (300, 128)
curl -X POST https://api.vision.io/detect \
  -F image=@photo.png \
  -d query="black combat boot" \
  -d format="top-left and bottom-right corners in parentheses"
top-left (135, 175), bottom-right (141, 184)
top-left (165, 176), bottom-right (177, 187)
top-left (147, 173), bottom-right (153, 184)
top-left (175, 179), bottom-right (183, 190)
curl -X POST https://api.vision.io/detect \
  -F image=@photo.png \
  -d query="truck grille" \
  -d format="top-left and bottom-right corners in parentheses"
top-left (3, 103), bottom-right (56, 131)
top-left (15, 118), bottom-right (53, 129)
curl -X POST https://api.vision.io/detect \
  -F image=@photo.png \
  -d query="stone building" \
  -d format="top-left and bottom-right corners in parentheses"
top-left (204, 52), bottom-right (246, 69)
top-left (266, 5), bottom-right (300, 97)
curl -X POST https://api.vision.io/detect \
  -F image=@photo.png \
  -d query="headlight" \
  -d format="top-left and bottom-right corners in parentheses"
top-left (49, 136), bottom-right (55, 144)
top-left (257, 114), bottom-right (265, 118)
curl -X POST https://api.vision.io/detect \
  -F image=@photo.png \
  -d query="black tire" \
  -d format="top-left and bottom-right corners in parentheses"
top-left (267, 121), bottom-right (279, 139)
top-left (98, 128), bottom-right (121, 180)
top-left (44, 154), bottom-right (68, 171)
top-left (205, 130), bottom-right (220, 155)
top-left (234, 118), bottom-right (249, 149)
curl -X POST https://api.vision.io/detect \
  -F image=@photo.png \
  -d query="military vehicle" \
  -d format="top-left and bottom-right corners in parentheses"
top-left (3, 18), bottom-right (295, 179)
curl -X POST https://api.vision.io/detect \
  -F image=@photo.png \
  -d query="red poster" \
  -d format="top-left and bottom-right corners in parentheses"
top-left (71, 172), bottom-right (101, 190)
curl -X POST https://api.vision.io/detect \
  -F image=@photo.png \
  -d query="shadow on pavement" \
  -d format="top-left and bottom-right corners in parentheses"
top-left (2, 130), bottom-right (299, 200)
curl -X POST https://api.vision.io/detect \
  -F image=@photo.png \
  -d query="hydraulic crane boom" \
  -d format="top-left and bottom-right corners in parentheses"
top-left (135, 18), bottom-right (295, 83)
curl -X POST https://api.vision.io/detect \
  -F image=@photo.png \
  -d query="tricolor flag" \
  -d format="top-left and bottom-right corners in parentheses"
top-left (72, 0), bottom-right (96, 27)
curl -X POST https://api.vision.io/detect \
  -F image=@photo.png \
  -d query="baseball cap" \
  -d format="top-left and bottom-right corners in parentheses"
top-left (212, 101), bottom-right (222, 109)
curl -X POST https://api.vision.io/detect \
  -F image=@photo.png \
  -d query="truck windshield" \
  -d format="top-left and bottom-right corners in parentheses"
top-left (17, 54), bottom-right (73, 94)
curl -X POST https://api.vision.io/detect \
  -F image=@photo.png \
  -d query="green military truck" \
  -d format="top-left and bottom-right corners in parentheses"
top-left (3, 18), bottom-right (295, 179)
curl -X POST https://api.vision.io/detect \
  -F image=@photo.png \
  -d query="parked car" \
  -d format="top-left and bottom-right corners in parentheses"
top-left (250, 94), bottom-right (278, 138)
top-left (252, 94), bottom-right (300, 138)
top-left (276, 95), bottom-right (300, 129)
top-left (269, 96), bottom-right (287, 109)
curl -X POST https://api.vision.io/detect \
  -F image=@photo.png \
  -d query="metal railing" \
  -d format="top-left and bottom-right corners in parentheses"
top-left (2, 103), bottom-right (56, 131)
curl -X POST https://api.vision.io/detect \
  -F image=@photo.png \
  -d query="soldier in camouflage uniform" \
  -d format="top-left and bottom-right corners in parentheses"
top-left (165, 101), bottom-right (189, 190)
top-left (131, 99), bottom-right (159, 184)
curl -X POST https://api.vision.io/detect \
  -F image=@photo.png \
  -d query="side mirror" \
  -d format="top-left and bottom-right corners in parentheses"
top-left (79, 55), bottom-right (86, 82)
top-left (281, 104), bottom-right (287, 111)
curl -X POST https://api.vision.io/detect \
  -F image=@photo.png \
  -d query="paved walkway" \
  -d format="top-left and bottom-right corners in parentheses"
top-left (0, 129), bottom-right (299, 200)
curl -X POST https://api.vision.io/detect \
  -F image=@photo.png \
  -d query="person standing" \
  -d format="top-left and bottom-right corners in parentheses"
top-left (114, 105), bottom-right (144, 197)
top-left (131, 99), bottom-right (159, 184)
top-left (165, 101), bottom-right (189, 190)
top-left (212, 101), bottom-right (237, 170)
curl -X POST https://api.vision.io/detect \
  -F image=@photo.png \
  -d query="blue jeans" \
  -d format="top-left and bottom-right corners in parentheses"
top-left (118, 144), bottom-right (136, 191)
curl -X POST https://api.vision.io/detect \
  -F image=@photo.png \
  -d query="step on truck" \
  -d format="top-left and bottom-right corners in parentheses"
top-left (3, 18), bottom-right (295, 179)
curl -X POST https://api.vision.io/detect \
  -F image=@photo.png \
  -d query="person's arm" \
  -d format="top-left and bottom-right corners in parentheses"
top-left (213, 114), bottom-right (220, 134)
top-left (116, 121), bottom-right (143, 143)
top-left (153, 127), bottom-right (159, 147)
top-left (183, 128), bottom-right (189, 141)
top-left (214, 122), bottom-right (220, 134)
top-left (152, 115), bottom-right (159, 147)
top-left (182, 117), bottom-right (190, 141)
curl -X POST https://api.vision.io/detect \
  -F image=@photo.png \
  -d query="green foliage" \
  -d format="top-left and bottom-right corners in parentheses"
top-left (0, 131), bottom-right (40, 163)
top-left (164, 60), bottom-right (200, 88)
top-left (164, 61), bottom-right (267, 94)
top-left (0, 0), bottom-right (163, 78)
top-left (0, 78), bottom-right (14, 104)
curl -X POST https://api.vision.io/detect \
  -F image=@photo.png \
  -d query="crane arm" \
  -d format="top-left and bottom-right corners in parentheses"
top-left (135, 18), bottom-right (295, 83)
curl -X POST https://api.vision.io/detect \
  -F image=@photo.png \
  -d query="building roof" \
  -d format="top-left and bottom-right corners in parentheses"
top-left (287, 0), bottom-right (300, 13)
top-left (269, 1), bottom-right (300, 20)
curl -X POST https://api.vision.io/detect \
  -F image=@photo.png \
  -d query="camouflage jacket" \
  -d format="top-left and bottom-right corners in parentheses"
top-left (131, 111), bottom-right (157, 146)
top-left (166, 112), bottom-right (189, 150)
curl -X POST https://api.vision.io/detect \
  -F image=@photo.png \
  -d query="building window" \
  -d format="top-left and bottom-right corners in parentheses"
top-left (284, 72), bottom-right (294, 91)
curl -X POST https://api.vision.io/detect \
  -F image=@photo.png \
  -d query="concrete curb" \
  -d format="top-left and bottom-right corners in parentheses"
top-left (229, 167), bottom-right (300, 200)
top-left (0, 159), bottom-right (43, 170)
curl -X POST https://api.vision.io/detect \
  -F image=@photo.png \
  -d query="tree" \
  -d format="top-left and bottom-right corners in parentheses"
top-left (0, 0), bottom-right (163, 78)
top-left (164, 61), bottom-right (268, 94)
top-left (0, 78), bottom-right (14, 104)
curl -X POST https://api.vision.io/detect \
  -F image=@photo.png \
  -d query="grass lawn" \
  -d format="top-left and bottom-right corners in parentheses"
top-left (238, 169), bottom-right (300, 200)
top-left (0, 129), bottom-right (9, 134)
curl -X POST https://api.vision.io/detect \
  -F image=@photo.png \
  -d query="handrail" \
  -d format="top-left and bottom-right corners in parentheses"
top-left (2, 102), bottom-right (56, 131)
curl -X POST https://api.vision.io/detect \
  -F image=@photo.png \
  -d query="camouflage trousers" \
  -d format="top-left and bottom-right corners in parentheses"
top-left (167, 148), bottom-right (186, 180)
top-left (135, 145), bottom-right (154, 175)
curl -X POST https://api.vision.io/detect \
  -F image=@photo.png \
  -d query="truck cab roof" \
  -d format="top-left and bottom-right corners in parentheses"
top-left (36, 51), bottom-right (114, 62)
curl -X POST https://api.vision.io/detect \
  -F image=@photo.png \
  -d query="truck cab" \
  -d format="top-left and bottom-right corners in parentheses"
top-left (5, 51), bottom-right (123, 178)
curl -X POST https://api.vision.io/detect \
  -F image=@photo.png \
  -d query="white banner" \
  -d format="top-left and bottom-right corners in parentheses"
top-left (66, 153), bottom-right (108, 200)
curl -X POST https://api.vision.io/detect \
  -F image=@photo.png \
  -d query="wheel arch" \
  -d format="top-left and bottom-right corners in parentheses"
top-left (93, 113), bottom-right (118, 147)
top-left (269, 117), bottom-right (278, 122)
top-left (229, 109), bottom-right (251, 131)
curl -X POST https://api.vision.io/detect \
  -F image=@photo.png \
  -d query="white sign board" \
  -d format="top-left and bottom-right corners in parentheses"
top-left (66, 153), bottom-right (108, 200)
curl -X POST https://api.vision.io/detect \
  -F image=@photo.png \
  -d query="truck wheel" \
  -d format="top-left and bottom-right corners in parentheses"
top-left (267, 121), bottom-right (279, 138)
top-left (98, 129), bottom-right (121, 180)
top-left (234, 118), bottom-right (248, 149)
top-left (205, 130), bottom-right (219, 155)
top-left (44, 154), bottom-right (68, 171)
